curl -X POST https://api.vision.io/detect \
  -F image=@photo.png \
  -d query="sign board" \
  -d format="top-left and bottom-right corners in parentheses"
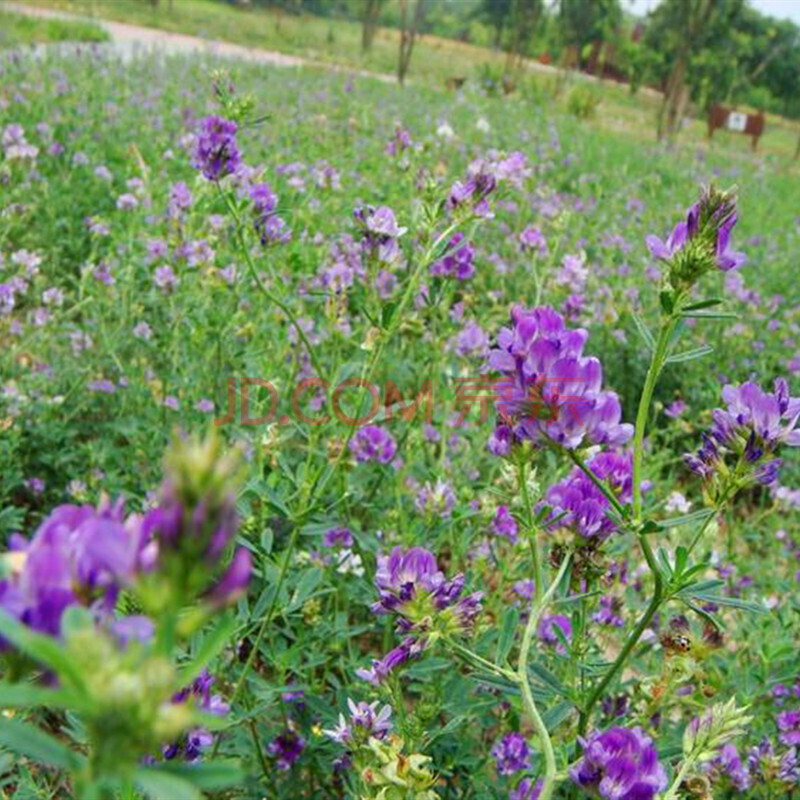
top-left (726, 112), bottom-right (748, 132)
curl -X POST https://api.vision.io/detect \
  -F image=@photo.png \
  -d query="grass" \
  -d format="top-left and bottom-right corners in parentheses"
top-left (16, 0), bottom-right (800, 164)
top-left (0, 7), bottom-right (108, 47)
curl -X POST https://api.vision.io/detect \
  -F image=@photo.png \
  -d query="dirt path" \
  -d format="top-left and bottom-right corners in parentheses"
top-left (3, 1), bottom-right (397, 82)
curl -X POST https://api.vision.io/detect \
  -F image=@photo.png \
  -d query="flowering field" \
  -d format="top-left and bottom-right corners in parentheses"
top-left (1, 45), bottom-right (800, 800)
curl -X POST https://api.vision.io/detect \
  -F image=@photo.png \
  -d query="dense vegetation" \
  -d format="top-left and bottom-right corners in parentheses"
top-left (1, 29), bottom-right (799, 800)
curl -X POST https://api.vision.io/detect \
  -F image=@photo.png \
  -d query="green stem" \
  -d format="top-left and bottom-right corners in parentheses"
top-left (518, 460), bottom-right (543, 600)
top-left (218, 185), bottom-right (327, 385)
top-left (632, 318), bottom-right (678, 525)
top-left (578, 314), bottom-right (678, 735)
top-left (211, 525), bottom-right (300, 757)
top-left (518, 555), bottom-right (572, 800)
top-left (662, 757), bottom-right (694, 800)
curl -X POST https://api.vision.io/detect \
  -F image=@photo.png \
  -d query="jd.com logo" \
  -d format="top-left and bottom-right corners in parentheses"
top-left (213, 377), bottom-right (587, 428)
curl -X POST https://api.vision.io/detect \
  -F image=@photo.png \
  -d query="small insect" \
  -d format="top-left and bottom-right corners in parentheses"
top-left (660, 632), bottom-right (693, 654)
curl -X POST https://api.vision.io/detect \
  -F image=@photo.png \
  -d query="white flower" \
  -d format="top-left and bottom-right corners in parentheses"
top-left (476, 117), bottom-right (491, 133)
top-left (665, 491), bottom-right (691, 514)
top-left (336, 549), bottom-right (364, 577)
top-left (436, 122), bottom-right (455, 140)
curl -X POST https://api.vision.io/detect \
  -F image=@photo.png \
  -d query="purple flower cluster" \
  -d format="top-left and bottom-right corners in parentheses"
top-left (429, 233), bottom-right (476, 281)
top-left (491, 732), bottom-right (530, 776)
top-left (491, 505), bottom-right (518, 543)
top-left (510, 778), bottom-right (543, 800)
top-left (0, 499), bottom-right (144, 638)
top-left (191, 115), bottom-right (241, 181)
top-left (162, 670), bottom-right (229, 762)
top-left (354, 205), bottom-right (406, 264)
top-left (355, 636), bottom-right (424, 685)
top-left (646, 186), bottom-right (745, 274)
top-left (685, 379), bottom-right (800, 488)
top-left (323, 698), bottom-right (393, 745)
top-left (250, 182), bottom-right (291, 246)
top-left (570, 727), bottom-right (667, 800)
top-left (349, 425), bottom-right (397, 464)
top-left (544, 451), bottom-right (633, 542)
top-left (268, 728), bottom-right (306, 771)
top-left (487, 306), bottom-right (632, 453)
top-left (371, 546), bottom-right (482, 634)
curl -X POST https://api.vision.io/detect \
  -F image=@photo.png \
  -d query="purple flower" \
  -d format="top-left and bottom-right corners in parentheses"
top-left (537, 614), bottom-right (572, 653)
top-left (487, 306), bottom-right (633, 452)
top-left (491, 732), bottom-right (531, 776)
top-left (705, 744), bottom-right (751, 791)
top-left (324, 527), bottom-right (354, 548)
top-left (429, 233), bottom-right (475, 281)
top-left (372, 546), bottom-right (482, 634)
top-left (161, 670), bottom-right (229, 762)
top-left (354, 205), bottom-right (406, 263)
top-left (349, 425), bottom-right (397, 464)
top-left (570, 726), bottom-right (668, 800)
top-left (355, 636), bottom-right (424, 685)
top-left (491, 505), bottom-right (518, 543)
top-left (510, 778), bottom-right (543, 800)
top-left (778, 711), bottom-right (800, 747)
top-left (268, 728), bottom-right (305, 771)
top-left (323, 699), bottom-right (392, 745)
top-left (0, 500), bottom-right (145, 639)
top-left (519, 226), bottom-right (547, 256)
top-left (544, 451), bottom-right (633, 542)
top-left (686, 379), bottom-right (800, 488)
top-left (168, 181), bottom-right (192, 218)
top-left (414, 479), bottom-right (456, 519)
top-left (192, 115), bottom-right (241, 181)
top-left (250, 182), bottom-right (291, 246)
top-left (646, 186), bottom-right (744, 275)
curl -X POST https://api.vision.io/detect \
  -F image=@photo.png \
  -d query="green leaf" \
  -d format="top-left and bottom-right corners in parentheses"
top-left (495, 607), bottom-right (519, 666)
top-left (178, 613), bottom-right (238, 686)
top-left (631, 312), bottom-right (655, 352)
top-left (0, 682), bottom-right (81, 710)
top-left (655, 509), bottom-right (715, 530)
top-left (684, 592), bottom-right (765, 614)
top-left (150, 761), bottom-right (245, 790)
top-left (541, 700), bottom-right (574, 731)
top-left (135, 768), bottom-right (202, 800)
top-left (528, 662), bottom-right (568, 697)
top-left (287, 568), bottom-right (324, 613)
top-left (60, 606), bottom-right (96, 640)
top-left (682, 298), bottom-right (723, 312)
top-left (0, 611), bottom-right (87, 692)
top-left (666, 344), bottom-right (714, 364)
top-left (0, 716), bottom-right (82, 770)
top-left (680, 310), bottom-right (738, 320)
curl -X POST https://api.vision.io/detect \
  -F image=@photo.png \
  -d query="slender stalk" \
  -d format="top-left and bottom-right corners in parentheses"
top-left (517, 555), bottom-right (571, 800)
top-left (211, 525), bottom-right (300, 757)
top-left (577, 584), bottom-right (662, 736)
top-left (518, 460), bottom-right (543, 600)
top-left (632, 318), bottom-right (677, 525)
top-left (662, 758), bottom-right (694, 800)
top-left (578, 315), bottom-right (677, 735)
top-left (217, 185), bottom-right (327, 384)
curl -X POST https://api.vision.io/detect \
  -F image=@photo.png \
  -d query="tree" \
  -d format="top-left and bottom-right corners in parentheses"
top-left (504, 0), bottom-right (543, 73)
top-left (480, 0), bottom-right (513, 48)
top-left (645, 0), bottom-right (744, 140)
top-left (558, 0), bottom-right (621, 70)
top-left (362, 0), bottom-right (385, 52)
top-left (397, 0), bottom-right (427, 85)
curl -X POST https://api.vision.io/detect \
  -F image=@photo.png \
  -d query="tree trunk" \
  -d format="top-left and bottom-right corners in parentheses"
top-left (397, 0), bottom-right (426, 86)
top-left (658, 52), bottom-right (688, 140)
top-left (362, 0), bottom-right (380, 52)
